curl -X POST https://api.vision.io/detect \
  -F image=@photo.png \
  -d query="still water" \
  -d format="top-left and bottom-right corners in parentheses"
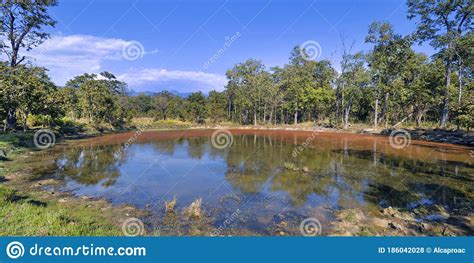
top-left (30, 129), bottom-right (473, 235)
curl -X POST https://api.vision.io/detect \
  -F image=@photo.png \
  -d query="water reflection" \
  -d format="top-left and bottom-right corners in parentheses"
top-left (33, 131), bottom-right (473, 234)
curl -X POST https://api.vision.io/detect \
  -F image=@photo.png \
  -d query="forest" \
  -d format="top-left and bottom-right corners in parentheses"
top-left (0, 0), bottom-right (473, 133)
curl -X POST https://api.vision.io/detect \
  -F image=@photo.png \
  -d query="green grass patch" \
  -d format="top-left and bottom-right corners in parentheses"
top-left (0, 185), bottom-right (120, 236)
top-left (131, 118), bottom-right (192, 130)
top-left (0, 133), bottom-right (34, 149)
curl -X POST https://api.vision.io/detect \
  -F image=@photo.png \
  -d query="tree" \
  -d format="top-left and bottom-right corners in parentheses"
top-left (226, 59), bottom-right (271, 125)
top-left (78, 79), bottom-right (116, 125)
top-left (186, 92), bottom-right (207, 123)
top-left (131, 93), bottom-right (153, 117)
top-left (0, 0), bottom-right (57, 130)
top-left (276, 47), bottom-right (313, 124)
top-left (207, 90), bottom-right (227, 123)
top-left (407, 0), bottom-right (473, 127)
top-left (99, 71), bottom-right (127, 95)
top-left (152, 91), bottom-right (174, 120)
top-left (338, 52), bottom-right (369, 129)
top-left (0, 64), bottom-right (62, 131)
top-left (285, 47), bottom-right (312, 125)
top-left (366, 21), bottom-right (414, 128)
top-left (454, 82), bottom-right (474, 131)
top-left (65, 73), bottom-right (97, 89)
top-left (453, 31), bottom-right (474, 105)
top-left (64, 73), bottom-right (130, 126)
top-left (308, 60), bottom-right (336, 123)
top-left (17, 66), bottom-right (60, 130)
top-left (268, 69), bottom-right (286, 124)
top-left (59, 87), bottom-right (80, 119)
top-left (0, 0), bottom-right (57, 67)
top-left (335, 37), bottom-right (355, 127)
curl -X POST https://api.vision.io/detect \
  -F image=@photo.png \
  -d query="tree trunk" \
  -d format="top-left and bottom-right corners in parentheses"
top-left (441, 60), bottom-right (451, 128)
top-left (263, 106), bottom-right (266, 124)
top-left (416, 113), bottom-right (423, 127)
top-left (394, 112), bottom-right (413, 128)
top-left (22, 112), bottom-right (28, 132)
top-left (374, 92), bottom-right (379, 129)
top-left (457, 68), bottom-right (462, 105)
top-left (343, 107), bottom-right (350, 129)
top-left (274, 106), bottom-right (277, 125)
top-left (269, 108), bottom-right (273, 125)
top-left (280, 107), bottom-right (284, 124)
top-left (10, 48), bottom-right (19, 67)
top-left (253, 111), bottom-right (257, 126)
top-left (5, 108), bottom-right (17, 131)
top-left (379, 92), bottom-right (389, 125)
top-left (335, 86), bottom-right (341, 128)
top-left (343, 94), bottom-right (353, 130)
top-left (294, 102), bottom-right (298, 125)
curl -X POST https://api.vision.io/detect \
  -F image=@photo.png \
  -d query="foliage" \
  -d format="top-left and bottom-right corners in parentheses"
top-left (0, 0), bottom-right (472, 132)
top-left (407, 0), bottom-right (473, 127)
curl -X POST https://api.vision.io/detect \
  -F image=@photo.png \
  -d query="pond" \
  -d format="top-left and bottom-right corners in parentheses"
top-left (28, 129), bottom-right (474, 236)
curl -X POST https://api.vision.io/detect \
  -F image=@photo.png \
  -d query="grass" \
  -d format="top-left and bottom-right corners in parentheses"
top-left (0, 185), bottom-right (120, 236)
top-left (0, 132), bottom-right (34, 149)
top-left (0, 133), bottom-right (121, 236)
top-left (131, 118), bottom-right (193, 130)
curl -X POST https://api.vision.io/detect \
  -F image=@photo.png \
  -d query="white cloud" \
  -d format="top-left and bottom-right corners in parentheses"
top-left (117, 68), bottom-right (227, 93)
top-left (24, 34), bottom-right (132, 84)
top-left (34, 35), bottom-right (128, 56)
top-left (18, 34), bottom-right (225, 92)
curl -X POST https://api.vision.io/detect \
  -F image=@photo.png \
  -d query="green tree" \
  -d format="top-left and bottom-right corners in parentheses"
top-left (186, 92), bottom-right (207, 123)
top-left (65, 73), bottom-right (97, 89)
top-left (454, 83), bottom-right (473, 131)
top-left (152, 91), bottom-right (174, 120)
top-left (285, 47), bottom-right (313, 125)
top-left (0, 64), bottom-right (61, 131)
top-left (453, 31), bottom-right (473, 105)
top-left (207, 90), bottom-right (227, 123)
top-left (407, 0), bottom-right (473, 127)
top-left (306, 60), bottom-right (336, 123)
top-left (338, 52), bottom-right (369, 129)
top-left (99, 71), bottom-right (127, 95)
top-left (78, 79), bottom-right (116, 125)
top-left (0, 0), bottom-right (57, 130)
top-left (226, 59), bottom-right (271, 125)
top-left (366, 21), bottom-right (414, 128)
top-left (131, 93), bottom-right (153, 117)
top-left (59, 87), bottom-right (80, 119)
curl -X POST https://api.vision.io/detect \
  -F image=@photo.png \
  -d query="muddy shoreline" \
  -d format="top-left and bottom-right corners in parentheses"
top-left (188, 125), bottom-right (474, 147)
top-left (60, 124), bottom-right (474, 147)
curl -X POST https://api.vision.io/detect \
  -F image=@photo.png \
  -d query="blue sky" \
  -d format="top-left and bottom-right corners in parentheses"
top-left (25, 0), bottom-right (434, 93)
